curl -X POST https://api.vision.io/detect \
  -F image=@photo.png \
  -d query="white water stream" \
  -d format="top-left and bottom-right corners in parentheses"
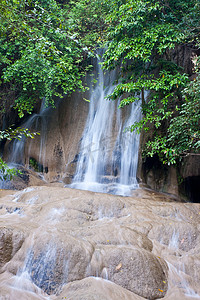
top-left (9, 100), bottom-right (50, 167)
top-left (70, 52), bottom-right (141, 196)
top-left (0, 101), bottom-right (50, 189)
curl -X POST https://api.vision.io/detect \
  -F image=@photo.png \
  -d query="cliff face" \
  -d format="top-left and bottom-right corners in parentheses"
top-left (3, 89), bottom-right (198, 202)
top-left (3, 91), bottom-right (89, 184)
top-left (1, 44), bottom-right (199, 201)
top-left (2, 59), bottom-right (142, 196)
top-left (137, 44), bottom-right (200, 202)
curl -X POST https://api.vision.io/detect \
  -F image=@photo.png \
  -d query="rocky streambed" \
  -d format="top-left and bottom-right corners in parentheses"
top-left (0, 186), bottom-right (200, 300)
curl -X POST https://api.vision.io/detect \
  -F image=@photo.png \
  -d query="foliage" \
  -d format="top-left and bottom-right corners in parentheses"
top-left (0, 0), bottom-right (92, 180)
top-left (0, 127), bottom-right (39, 180)
top-left (103, 0), bottom-right (200, 164)
top-left (29, 157), bottom-right (41, 172)
top-left (0, 0), bottom-right (90, 118)
top-left (0, 157), bottom-right (19, 181)
top-left (0, 127), bottom-right (39, 140)
top-left (0, 0), bottom-right (92, 181)
top-left (66, 0), bottom-right (111, 49)
top-left (144, 59), bottom-right (200, 164)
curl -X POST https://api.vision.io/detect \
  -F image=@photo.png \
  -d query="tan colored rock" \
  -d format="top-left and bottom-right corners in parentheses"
top-left (88, 246), bottom-right (168, 299)
top-left (58, 277), bottom-right (145, 300)
top-left (0, 186), bottom-right (199, 300)
top-left (0, 271), bottom-right (52, 300)
top-left (76, 224), bottom-right (153, 251)
top-left (0, 228), bottom-right (25, 269)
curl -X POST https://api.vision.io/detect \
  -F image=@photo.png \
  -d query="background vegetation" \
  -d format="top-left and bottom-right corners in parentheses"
top-left (103, 0), bottom-right (200, 165)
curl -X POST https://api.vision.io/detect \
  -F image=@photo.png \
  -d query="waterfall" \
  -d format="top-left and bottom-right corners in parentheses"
top-left (3, 50), bottom-right (142, 196)
top-left (8, 100), bottom-right (50, 168)
top-left (0, 101), bottom-right (51, 189)
top-left (70, 51), bottom-right (141, 196)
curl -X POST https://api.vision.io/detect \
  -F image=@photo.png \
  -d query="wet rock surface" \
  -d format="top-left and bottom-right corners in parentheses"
top-left (0, 186), bottom-right (200, 300)
top-left (58, 277), bottom-right (145, 300)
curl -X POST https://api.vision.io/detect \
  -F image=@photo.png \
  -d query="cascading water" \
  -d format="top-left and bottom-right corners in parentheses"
top-left (8, 100), bottom-right (49, 167)
top-left (70, 51), bottom-right (141, 196)
top-left (0, 101), bottom-right (50, 189)
top-left (2, 49), bottom-right (141, 195)
top-left (114, 100), bottom-right (142, 195)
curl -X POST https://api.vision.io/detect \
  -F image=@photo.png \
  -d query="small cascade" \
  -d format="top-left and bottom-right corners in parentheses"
top-left (8, 114), bottom-right (38, 165)
top-left (71, 51), bottom-right (141, 196)
top-left (17, 245), bottom-right (68, 295)
top-left (168, 229), bottom-right (179, 249)
top-left (167, 262), bottom-right (200, 299)
top-left (7, 271), bottom-right (51, 300)
top-left (8, 100), bottom-right (50, 169)
top-left (0, 102), bottom-right (50, 189)
top-left (114, 100), bottom-right (142, 195)
top-left (167, 232), bottom-right (200, 298)
top-left (153, 226), bottom-right (200, 299)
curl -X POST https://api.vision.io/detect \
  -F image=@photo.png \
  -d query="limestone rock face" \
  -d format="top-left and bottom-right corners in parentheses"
top-left (0, 227), bottom-right (25, 268)
top-left (3, 91), bottom-right (89, 184)
top-left (136, 44), bottom-right (200, 201)
top-left (59, 277), bottom-right (145, 300)
top-left (0, 186), bottom-right (200, 300)
top-left (178, 154), bottom-right (200, 202)
top-left (180, 154), bottom-right (200, 179)
top-left (0, 166), bottom-right (47, 190)
top-left (88, 246), bottom-right (167, 299)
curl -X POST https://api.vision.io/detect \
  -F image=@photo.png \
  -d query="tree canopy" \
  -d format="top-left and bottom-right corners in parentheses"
top-left (0, 0), bottom-right (91, 118)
